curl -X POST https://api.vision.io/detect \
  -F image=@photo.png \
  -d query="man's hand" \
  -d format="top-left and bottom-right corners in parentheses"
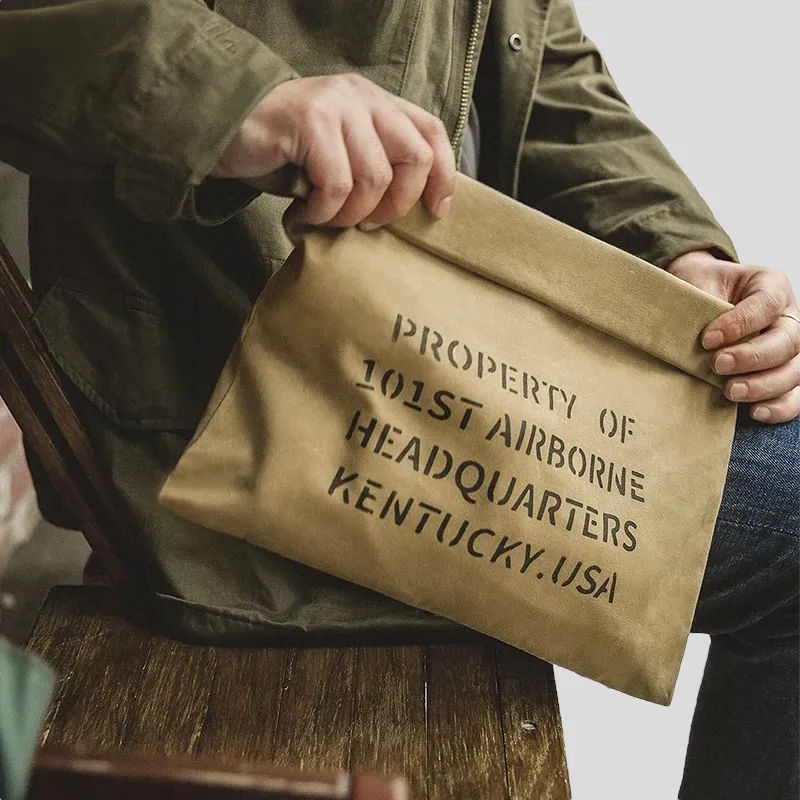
top-left (668, 251), bottom-right (800, 423)
top-left (212, 74), bottom-right (456, 229)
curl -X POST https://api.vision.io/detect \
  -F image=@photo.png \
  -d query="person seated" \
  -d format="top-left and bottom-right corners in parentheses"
top-left (0, 1), bottom-right (796, 797)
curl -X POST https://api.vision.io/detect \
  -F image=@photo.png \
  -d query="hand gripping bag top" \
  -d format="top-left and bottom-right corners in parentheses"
top-left (160, 174), bottom-right (736, 704)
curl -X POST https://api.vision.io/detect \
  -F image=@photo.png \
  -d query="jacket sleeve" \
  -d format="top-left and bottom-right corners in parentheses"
top-left (0, 0), bottom-right (297, 223)
top-left (518, 0), bottom-right (737, 267)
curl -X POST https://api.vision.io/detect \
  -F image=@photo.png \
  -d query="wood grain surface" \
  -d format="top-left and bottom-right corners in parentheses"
top-left (426, 643), bottom-right (508, 800)
top-left (496, 644), bottom-right (571, 799)
top-left (196, 647), bottom-right (287, 761)
top-left (27, 586), bottom-right (570, 799)
top-left (350, 646), bottom-right (427, 800)
top-left (272, 647), bottom-right (358, 771)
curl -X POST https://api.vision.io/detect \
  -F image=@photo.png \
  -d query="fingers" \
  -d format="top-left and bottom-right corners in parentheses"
top-left (712, 308), bottom-right (800, 424)
top-left (750, 385), bottom-right (800, 425)
top-left (353, 94), bottom-right (455, 229)
top-left (702, 275), bottom-right (792, 349)
top-left (723, 352), bottom-right (800, 401)
top-left (713, 315), bottom-right (800, 376)
top-left (301, 116), bottom-right (355, 225)
top-left (723, 350), bottom-right (800, 424)
top-left (252, 74), bottom-right (454, 228)
top-left (360, 108), bottom-right (435, 228)
top-left (390, 96), bottom-right (456, 217)
top-left (668, 256), bottom-right (799, 423)
top-left (327, 115), bottom-right (394, 228)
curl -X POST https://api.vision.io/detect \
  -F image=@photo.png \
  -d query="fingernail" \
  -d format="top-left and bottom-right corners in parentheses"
top-left (714, 353), bottom-right (735, 374)
top-left (434, 196), bottom-right (452, 218)
top-left (702, 330), bottom-right (723, 350)
top-left (752, 406), bottom-right (771, 422)
top-left (359, 221), bottom-right (380, 232)
top-left (728, 382), bottom-right (748, 401)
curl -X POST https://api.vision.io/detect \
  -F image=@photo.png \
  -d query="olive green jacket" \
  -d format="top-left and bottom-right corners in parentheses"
top-left (0, 0), bottom-right (736, 642)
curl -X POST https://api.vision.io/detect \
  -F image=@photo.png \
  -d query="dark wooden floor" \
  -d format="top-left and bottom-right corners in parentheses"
top-left (27, 587), bottom-right (571, 799)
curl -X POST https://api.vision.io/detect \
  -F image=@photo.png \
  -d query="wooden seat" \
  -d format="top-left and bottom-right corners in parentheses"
top-left (0, 233), bottom-right (570, 799)
top-left (26, 586), bottom-right (569, 799)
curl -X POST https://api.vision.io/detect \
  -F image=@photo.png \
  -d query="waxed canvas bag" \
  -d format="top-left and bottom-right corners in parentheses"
top-left (160, 175), bottom-right (737, 704)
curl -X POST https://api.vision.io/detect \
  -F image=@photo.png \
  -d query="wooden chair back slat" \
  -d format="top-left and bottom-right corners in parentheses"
top-left (0, 233), bottom-right (136, 584)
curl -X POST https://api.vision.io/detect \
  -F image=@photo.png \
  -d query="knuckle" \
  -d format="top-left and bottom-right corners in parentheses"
top-left (360, 164), bottom-right (393, 190)
top-left (317, 74), bottom-right (358, 103)
top-left (326, 73), bottom-right (350, 89)
top-left (747, 382), bottom-right (771, 403)
top-left (766, 267), bottom-right (790, 287)
top-left (760, 290), bottom-right (784, 317)
top-left (419, 115), bottom-right (448, 140)
top-left (405, 142), bottom-right (434, 168)
top-left (304, 96), bottom-right (336, 126)
top-left (744, 344), bottom-right (763, 371)
top-left (725, 314), bottom-right (747, 341)
top-left (339, 72), bottom-right (367, 90)
top-left (433, 117), bottom-right (449, 139)
top-left (323, 177), bottom-right (354, 200)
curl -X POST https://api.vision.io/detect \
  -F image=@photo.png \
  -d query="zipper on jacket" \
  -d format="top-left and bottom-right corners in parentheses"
top-left (451, 0), bottom-right (483, 156)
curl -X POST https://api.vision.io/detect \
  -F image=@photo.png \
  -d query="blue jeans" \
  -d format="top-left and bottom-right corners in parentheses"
top-left (681, 411), bottom-right (799, 800)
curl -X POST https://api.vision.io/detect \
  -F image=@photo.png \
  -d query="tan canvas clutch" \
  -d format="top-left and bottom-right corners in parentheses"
top-left (160, 175), bottom-right (736, 704)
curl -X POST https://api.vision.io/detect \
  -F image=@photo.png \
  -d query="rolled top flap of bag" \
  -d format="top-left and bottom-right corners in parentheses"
top-left (388, 175), bottom-right (730, 390)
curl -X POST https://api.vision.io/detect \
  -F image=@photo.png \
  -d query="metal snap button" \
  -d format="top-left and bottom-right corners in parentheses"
top-left (508, 33), bottom-right (523, 51)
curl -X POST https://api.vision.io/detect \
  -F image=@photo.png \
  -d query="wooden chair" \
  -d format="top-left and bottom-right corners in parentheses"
top-left (0, 233), bottom-right (571, 799)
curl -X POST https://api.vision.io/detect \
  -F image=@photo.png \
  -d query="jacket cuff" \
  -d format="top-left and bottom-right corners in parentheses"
top-left (601, 195), bottom-right (738, 269)
top-left (113, 16), bottom-right (297, 223)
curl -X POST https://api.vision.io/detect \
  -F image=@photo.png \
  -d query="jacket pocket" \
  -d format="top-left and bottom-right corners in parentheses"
top-left (33, 279), bottom-right (227, 431)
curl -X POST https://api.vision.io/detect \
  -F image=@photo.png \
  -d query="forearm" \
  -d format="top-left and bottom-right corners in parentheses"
top-left (518, 0), bottom-right (737, 268)
top-left (0, 0), bottom-right (296, 222)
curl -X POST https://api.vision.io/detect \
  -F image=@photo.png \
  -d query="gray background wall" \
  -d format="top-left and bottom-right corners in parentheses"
top-left (0, 164), bottom-right (29, 277)
top-left (563, 2), bottom-right (797, 797)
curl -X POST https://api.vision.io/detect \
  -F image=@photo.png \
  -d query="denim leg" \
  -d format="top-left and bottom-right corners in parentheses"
top-left (681, 410), bottom-right (799, 800)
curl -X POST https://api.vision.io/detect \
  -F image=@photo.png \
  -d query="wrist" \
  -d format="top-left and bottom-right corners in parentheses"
top-left (667, 250), bottom-right (720, 275)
